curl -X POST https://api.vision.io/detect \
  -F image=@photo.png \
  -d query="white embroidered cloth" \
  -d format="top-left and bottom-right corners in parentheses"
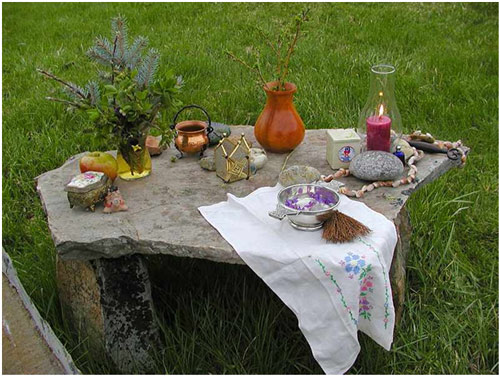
top-left (198, 184), bottom-right (397, 374)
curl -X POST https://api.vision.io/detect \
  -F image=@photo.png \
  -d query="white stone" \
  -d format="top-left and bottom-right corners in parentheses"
top-left (249, 148), bottom-right (268, 170)
top-left (326, 128), bottom-right (361, 170)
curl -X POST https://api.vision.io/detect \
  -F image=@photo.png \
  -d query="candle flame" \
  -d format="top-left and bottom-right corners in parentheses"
top-left (378, 104), bottom-right (385, 117)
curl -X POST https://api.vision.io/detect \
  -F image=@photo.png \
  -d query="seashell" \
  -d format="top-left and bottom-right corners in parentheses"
top-left (392, 180), bottom-right (401, 188)
top-left (355, 190), bottom-right (364, 198)
top-left (345, 190), bottom-right (356, 197)
top-left (322, 174), bottom-right (334, 182)
top-left (366, 184), bottom-right (375, 192)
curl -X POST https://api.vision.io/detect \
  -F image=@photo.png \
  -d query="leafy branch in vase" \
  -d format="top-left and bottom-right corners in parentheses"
top-left (38, 15), bottom-right (183, 171)
top-left (226, 8), bottom-right (310, 91)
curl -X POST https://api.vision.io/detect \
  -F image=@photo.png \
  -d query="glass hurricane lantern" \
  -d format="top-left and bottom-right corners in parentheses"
top-left (357, 64), bottom-right (402, 153)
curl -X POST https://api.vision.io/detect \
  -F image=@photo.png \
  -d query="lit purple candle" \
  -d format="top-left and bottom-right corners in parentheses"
top-left (366, 105), bottom-right (391, 152)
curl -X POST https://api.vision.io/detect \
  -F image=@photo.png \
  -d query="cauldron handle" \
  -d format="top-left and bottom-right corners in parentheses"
top-left (170, 104), bottom-right (213, 135)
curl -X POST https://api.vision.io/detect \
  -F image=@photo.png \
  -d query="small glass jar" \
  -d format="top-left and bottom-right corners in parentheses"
top-left (117, 134), bottom-right (152, 180)
top-left (357, 64), bottom-right (402, 152)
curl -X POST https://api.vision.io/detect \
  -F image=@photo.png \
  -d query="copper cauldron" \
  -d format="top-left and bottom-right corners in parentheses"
top-left (171, 105), bottom-right (213, 158)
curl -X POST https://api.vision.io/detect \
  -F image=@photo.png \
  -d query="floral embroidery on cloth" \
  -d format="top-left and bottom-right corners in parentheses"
top-left (315, 258), bottom-right (358, 326)
top-left (340, 252), bottom-right (374, 320)
top-left (317, 241), bottom-right (391, 330)
top-left (359, 239), bottom-right (391, 328)
top-left (340, 252), bottom-right (366, 278)
top-left (357, 263), bottom-right (374, 320)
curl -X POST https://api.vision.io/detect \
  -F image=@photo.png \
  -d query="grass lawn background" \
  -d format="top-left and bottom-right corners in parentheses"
top-left (2, 2), bottom-right (498, 374)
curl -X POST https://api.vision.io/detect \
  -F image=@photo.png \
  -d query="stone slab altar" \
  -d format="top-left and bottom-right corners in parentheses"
top-left (36, 125), bottom-right (468, 372)
top-left (37, 126), bottom-right (464, 262)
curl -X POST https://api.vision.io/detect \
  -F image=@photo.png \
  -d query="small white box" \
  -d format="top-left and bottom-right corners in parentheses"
top-left (326, 128), bottom-right (361, 170)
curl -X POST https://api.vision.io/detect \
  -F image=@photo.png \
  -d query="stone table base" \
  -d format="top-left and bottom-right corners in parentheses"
top-left (56, 255), bottom-right (158, 373)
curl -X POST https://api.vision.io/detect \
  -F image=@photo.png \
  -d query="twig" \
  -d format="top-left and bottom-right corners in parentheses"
top-left (276, 33), bottom-right (283, 86)
top-left (254, 51), bottom-right (268, 88)
top-left (226, 51), bottom-right (267, 87)
top-left (280, 148), bottom-right (297, 173)
top-left (111, 35), bottom-right (118, 109)
top-left (45, 96), bottom-right (84, 108)
top-left (257, 27), bottom-right (278, 55)
top-left (37, 69), bottom-right (86, 99)
top-left (111, 35), bottom-right (118, 84)
top-left (279, 9), bottom-right (309, 88)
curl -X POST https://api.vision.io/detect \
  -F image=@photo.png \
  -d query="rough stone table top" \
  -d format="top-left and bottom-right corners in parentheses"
top-left (37, 126), bottom-right (467, 262)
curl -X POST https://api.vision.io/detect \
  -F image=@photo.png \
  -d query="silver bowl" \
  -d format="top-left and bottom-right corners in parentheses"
top-left (268, 184), bottom-right (340, 231)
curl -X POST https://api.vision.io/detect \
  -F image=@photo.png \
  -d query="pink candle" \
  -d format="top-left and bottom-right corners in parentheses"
top-left (366, 115), bottom-right (391, 152)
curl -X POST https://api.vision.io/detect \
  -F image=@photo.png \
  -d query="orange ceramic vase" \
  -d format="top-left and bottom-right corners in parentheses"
top-left (254, 81), bottom-right (305, 153)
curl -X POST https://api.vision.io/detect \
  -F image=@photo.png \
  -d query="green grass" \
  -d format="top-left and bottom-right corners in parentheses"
top-left (3, 2), bottom-right (498, 374)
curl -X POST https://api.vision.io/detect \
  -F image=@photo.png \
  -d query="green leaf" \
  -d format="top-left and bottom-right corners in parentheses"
top-left (104, 84), bottom-right (117, 94)
top-left (136, 90), bottom-right (148, 100)
top-left (86, 109), bottom-right (100, 122)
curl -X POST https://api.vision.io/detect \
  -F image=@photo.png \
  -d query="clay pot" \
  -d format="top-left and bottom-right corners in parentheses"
top-left (254, 81), bottom-right (305, 153)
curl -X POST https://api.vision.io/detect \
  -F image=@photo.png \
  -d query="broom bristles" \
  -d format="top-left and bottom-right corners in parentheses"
top-left (318, 210), bottom-right (371, 243)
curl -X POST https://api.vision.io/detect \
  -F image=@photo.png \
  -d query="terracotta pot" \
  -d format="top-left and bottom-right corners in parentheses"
top-left (254, 81), bottom-right (305, 153)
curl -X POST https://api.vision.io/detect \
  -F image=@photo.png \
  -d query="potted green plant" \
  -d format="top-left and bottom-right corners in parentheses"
top-left (38, 16), bottom-right (182, 180)
top-left (226, 9), bottom-right (309, 153)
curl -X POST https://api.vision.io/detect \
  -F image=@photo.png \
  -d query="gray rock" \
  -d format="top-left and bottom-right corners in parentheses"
top-left (208, 122), bottom-right (231, 145)
top-left (350, 151), bottom-right (404, 181)
top-left (279, 165), bottom-right (321, 187)
top-left (249, 148), bottom-right (268, 170)
top-left (199, 156), bottom-right (215, 171)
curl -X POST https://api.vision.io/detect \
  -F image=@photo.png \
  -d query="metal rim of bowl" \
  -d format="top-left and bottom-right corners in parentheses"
top-left (277, 183), bottom-right (340, 215)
